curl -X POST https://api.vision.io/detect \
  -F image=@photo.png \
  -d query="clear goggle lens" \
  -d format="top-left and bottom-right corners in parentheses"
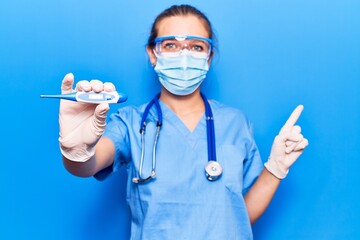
top-left (153, 35), bottom-right (212, 59)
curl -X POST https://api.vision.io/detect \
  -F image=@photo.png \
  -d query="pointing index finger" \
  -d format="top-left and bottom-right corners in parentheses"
top-left (280, 105), bottom-right (304, 134)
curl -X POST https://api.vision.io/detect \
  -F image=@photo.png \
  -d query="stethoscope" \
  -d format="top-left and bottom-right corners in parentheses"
top-left (132, 92), bottom-right (223, 184)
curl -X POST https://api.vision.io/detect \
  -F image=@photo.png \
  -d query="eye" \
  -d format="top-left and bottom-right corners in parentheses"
top-left (190, 41), bottom-right (208, 52)
top-left (164, 43), bottom-right (176, 49)
top-left (161, 40), bottom-right (179, 51)
top-left (192, 45), bottom-right (204, 52)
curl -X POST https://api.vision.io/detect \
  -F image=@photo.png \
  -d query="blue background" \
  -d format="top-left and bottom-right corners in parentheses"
top-left (1, 0), bottom-right (359, 239)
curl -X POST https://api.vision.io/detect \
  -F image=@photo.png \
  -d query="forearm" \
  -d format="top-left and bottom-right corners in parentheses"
top-left (62, 137), bottom-right (115, 177)
top-left (63, 155), bottom-right (98, 177)
top-left (244, 168), bottom-right (281, 224)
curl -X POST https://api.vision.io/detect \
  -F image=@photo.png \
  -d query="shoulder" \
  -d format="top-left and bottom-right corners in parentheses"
top-left (210, 100), bottom-right (249, 124)
top-left (112, 104), bottom-right (141, 117)
top-left (108, 102), bottom-right (152, 122)
top-left (105, 103), bottom-right (151, 138)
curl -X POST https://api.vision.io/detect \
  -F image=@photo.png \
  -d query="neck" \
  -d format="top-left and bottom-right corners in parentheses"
top-left (159, 88), bottom-right (204, 115)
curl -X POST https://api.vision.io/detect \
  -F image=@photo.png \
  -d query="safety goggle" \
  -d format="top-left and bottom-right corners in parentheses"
top-left (153, 35), bottom-right (213, 59)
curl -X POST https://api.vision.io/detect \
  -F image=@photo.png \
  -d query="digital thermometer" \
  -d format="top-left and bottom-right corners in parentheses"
top-left (40, 91), bottom-right (128, 104)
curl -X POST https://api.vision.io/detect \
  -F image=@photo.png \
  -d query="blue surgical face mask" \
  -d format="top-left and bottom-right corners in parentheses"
top-left (154, 50), bottom-right (209, 96)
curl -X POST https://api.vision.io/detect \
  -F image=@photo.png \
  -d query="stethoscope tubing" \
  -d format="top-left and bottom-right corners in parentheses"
top-left (133, 92), bottom-right (220, 184)
top-left (133, 94), bottom-right (162, 183)
top-left (201, 92), bottom-right (217, 162)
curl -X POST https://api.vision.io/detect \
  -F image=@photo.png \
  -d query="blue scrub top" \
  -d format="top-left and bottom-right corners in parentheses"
top-left (95, 99), bottom-right (263, 240)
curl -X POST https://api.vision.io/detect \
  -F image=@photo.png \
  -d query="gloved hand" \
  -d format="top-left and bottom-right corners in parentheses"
top-left (58, 73), bottom-right (115, 162)
top-left (264, 105), bottom-right (309, 179)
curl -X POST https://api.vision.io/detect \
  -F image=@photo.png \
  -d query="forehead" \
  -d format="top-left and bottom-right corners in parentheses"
top-left (156, 15), bottom-right (209, 38)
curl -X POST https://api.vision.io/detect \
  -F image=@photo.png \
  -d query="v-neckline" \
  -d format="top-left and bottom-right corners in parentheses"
top-left (158, 99), bottom-right (207, 143)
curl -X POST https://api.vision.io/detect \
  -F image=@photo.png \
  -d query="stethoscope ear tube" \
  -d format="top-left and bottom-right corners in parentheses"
top-left (132, 171), bottom-right (156, 184)
top-left (133, 94), bottom-right (162, 184)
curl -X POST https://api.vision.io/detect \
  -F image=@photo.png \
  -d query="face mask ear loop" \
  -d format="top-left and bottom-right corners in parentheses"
top-left (150, 49), bottom-right (157, 68)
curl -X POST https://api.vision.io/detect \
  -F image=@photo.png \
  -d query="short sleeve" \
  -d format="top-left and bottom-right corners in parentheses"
top-left (242, 120), bottom-right (264, 194)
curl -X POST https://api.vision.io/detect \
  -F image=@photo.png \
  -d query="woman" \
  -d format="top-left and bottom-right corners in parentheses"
top-left (59, 4), bottom-right (308, 239)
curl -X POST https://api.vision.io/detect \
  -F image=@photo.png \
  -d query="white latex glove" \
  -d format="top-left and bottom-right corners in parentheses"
top-left (58, 73), bottom-right (115, 162)
top-left (265, 105), bottom-right (309, 179)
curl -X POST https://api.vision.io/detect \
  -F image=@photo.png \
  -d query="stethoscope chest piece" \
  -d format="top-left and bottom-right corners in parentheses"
top-left (205, 161), bottom-right (223, 181)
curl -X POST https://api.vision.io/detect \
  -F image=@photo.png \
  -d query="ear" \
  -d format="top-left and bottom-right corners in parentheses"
top-left (146, 46), bottom-right (157, 66)
top-left (207, 50), bottom-right (214, 65)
